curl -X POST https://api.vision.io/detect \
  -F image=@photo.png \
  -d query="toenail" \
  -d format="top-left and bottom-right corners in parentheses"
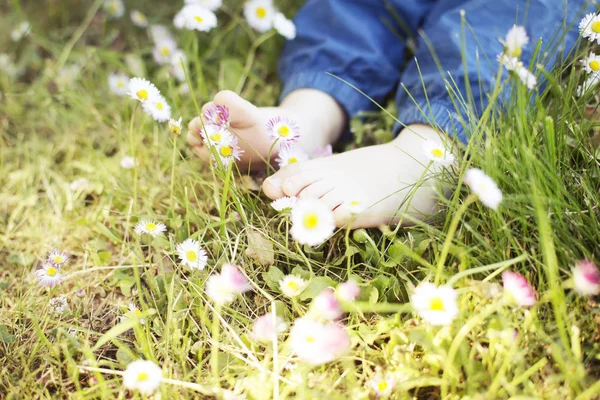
top-left (267, 177), bottom-right (281, 189)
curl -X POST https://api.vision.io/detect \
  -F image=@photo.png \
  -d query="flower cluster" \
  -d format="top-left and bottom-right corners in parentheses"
top-left (127, 77), bottom-right (172, 122)
top-left (36, 249), bottom-right (70, 288)
top-left (244, 0), bottom-right (296, 39)
top-left (497, 25), bottom-right (537, 89)
top-left (578, 13), bottom-right (600, 96)
top-left (193, 104), bottom-right (244, 167)
top-left (174, 4), bottom-right (218, 32)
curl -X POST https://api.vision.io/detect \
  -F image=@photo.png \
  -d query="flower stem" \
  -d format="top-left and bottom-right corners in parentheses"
top-left (210, 304), bottom-right (222, 383)
top-left (169, 135), bottom-right (178, 216)
top-left (128, 103), bottom-right (139, 213)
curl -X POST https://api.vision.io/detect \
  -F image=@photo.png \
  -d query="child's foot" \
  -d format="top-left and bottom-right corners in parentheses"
top-left (262, 124), bottom-right (452, 229)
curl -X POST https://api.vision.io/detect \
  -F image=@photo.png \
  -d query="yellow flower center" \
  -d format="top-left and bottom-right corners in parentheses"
top-left (210, 132), bottom-right (221, 142)
top-left (429, 297), bottom-right (445, 311)
top-left (256, 7), bottom-right (267, 19)
top-left (137, 372), bottom-right (149, 382)
top-left (53, 256), bottom-right (64, 264)
top-left (431, 148), bottom-right (444, 158)
top-left (220, 146), bottom-right (233, 157)
top-left (156, 102), bottom-right (164, 110)
top-left (137, 89), bottom-right (148, 100)
top-left (592, 21), bottom-right (600, 33)
top-left (146, 223), bottom-right (157, 231)
top-left (117, 81), bottom-right (124, 88)
top-left (161, 47), bottom-right (170, 56)
top-left (509, 47), bottom-right (522, 58)
top-left (286, 281), bottom-right (298, 292)
top-left (194, 15), bottom-right (204, 23)
top-left (171, 126), bottom-right (181, 135)
top-left (108, 3), bottom-right (117, 13)
top-left (277, 125), bottom-right (290, 137)
top-left (134, 308), bottom-right (142, 317)
top-left (350, 201), bottom-right (360, 207)
top-left (47, 266), bottom-right (57, 277)
top-left (186, 250), bottom-right (197, 261)
top-left (288, 157), bottom-right (298, 164)
top-left (303, 213), bottom-right (319, 229)
top-left (305, 335), bottom-right (315, 343)
top-left (377, 381), bottom-right (389, 392)
top-left (590, 60), bottom-right (600, 71)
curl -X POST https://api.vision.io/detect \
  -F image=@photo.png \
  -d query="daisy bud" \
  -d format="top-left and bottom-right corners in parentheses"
top-left (310, 289), bottom-right (343, 321)
top-left (501, 271), bottom-right (537, 307)
top-left (289, 317), bottom-right (350, 365)
top-left (220, 263), bottom-right (252, 294)
top-left (120, 156), bottom-right (137, 169)
top-left (572, 260), bottom-right (600, 296)
top-left (411, 282), bottom-right (459, 326)
top-left (49, 296), bottom-right (69, 316)
top-left (464, 168), bottom-right (503, 210)
top-left (122, 360), bottom-right (162, 395)
top-left (250, 314), bottom-right (288, 343)
top-left (279, 275), bottom-right (308, 298)
top-left (168, 117), bottom-right (183, 135)
top-left (336, 280), bottom-right (361, 302)
top-left (502, 25), bottom-right (529, 58)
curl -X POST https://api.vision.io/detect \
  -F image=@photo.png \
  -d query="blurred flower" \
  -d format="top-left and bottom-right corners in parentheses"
top-left (201, 125), bottom-right (232, 146)
top-left (577, 74), bottom-right (600, 97)
top-left (312, 144), bottom-right (333, 159)
top-left (70, 178), bottom-right (90, 191)
top-left (134, 220), bottom-right (167, 237)
top-left (127, 77), bottom-right (160, 104)
top-left (142, 95), bottom-right (172, 122)
top-left (203, 104), bottom-right (230, 129)
top-left (502, 271), bottom-right (537, 307)
top-left (273, 12), bottom-right (296, 40)
top-left (0, 53), bottom-right (19, 77)
top-left (279, 275), bottom-right (308, 298)
top-left (580, 13), bottom-right (600, 44)
top-left (343, 200), bottom-right (364, 215)
top-left (108, 73), bottom-right (130, 96)
top-left (185, 0), bottom-right (223, 11)
top-left (250, 313), bottom-right (288, 343)
top-left (49, 296), bottom-right (69, 315)
top-left (206, 264), bottom-right (251, 305)
top-left (581, 53), bottom-right (600, 75)
top-left (422, 139), bottom-right (455, 167)
top-left (176, 238), bottom-right (208, 270)
top-left (169, 50), bottom-right (188, 82)
top-left (515, 65), bottom-right (537, 89)
top-left (48, 249), bottom-right (69, 267)
top-left (220, 264), bottom-right (252, 294)
top-left (271, 196), bottom-right (297, 212)
top-left (152, 38), bottom-right (178, 65)
top-left (572, 260), bottom-right (600, 296)
top-left (501, 25), bottom-right (529, 58)
top-left (103, 0), bottom-right (125, 19)
top-left (120, 156), bottom-right (137, 169)
top-left (169, 117), bottom-right (183, 135)
top-left (276, 146), bottom-right (309, 169)
top-left (244, 0), bottom-right (275, 32)
top-left (127, 303), bottom-right (146, 325)
top-left (11, 21), bottom-right (31, 42)
top-left (130, 10), bottom-right (148, 28)
top-left (36, 263), bottom-right (63, 288)
top-left (290, 197), bottom-right (335, 246)
top-left (498, 53), bottom-right (520, 71)
top-left (266, 116), bottom-right (300, 146)
top-left (149, 24), bottom-right (175, 43)
top-left (464, 168), bottom-right (503, 210)
top-left (174, 5), bottom-right (218, 32)
top-left (310, 289), bottom-right (343, 321)
top-left (411, 282), bottom-right (459, 326)
top-left (336, 280), bottom-right (360, 302)
top-left (289, 317), bottom-right (350, 365)
top-left (370, 373), bottom-right (395, 397)
top-left (122, 360), bottom-right (162, 394)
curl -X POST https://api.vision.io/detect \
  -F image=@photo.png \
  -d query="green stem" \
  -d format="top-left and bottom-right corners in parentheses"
top-left (169, 136), bottom-right (178, 216)
top-left (128, 103), bottom-right (139, 213)
top-left (219, 162), bottom-right (234, 238)
top-left (211, 304), bottom-right (222, 382)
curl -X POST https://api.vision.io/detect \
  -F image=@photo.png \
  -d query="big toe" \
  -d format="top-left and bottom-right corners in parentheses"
top-left (262, 177), bottom-right (284, 199)
top-left (213, 90), bottom-right (259, 129)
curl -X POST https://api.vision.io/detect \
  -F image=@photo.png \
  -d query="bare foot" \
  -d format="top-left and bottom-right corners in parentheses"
top-left (262, 124), bottom-right (454, 229)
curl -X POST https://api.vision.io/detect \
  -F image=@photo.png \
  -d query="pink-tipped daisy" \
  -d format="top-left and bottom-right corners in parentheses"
top-left (48, 249), bottom-right (70, 267)
top-left (266, 116), bottom-right (300, 146)
top-left (36, 263), bottom-right (63, 288)
top-left (276, 147), bottom-right (309, 169)
top-left (502, 271), bottom-right (537, 307)
top-left (202, 103), bottom-right (230, 129)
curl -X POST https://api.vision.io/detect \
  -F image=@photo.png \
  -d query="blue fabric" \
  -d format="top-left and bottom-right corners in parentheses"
top-left (279, 0), bottom-right (592, 144)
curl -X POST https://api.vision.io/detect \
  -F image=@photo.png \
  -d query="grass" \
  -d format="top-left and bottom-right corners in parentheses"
top-left (1, 1), bottom-right (600, 399)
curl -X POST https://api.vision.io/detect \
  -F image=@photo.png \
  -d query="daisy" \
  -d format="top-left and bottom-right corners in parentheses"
top-left (580, 13), bottom-right (600, 44)
top-left (49, 296), bottom-right (69, 315)
top-left (411, 282), bottom-right (459, 326)
top-left (205, 273), bottom-right (236, 305)
top-left (279, 275), bottom-right (308, 297)
top-left (221, 264), bottom-right (252, 294)
top-left (266, 116), bottom-right (300, 146)
top-left (515, 65), bottom-right (537, 89)
top-left (206, 264), bottom-right (251, 305)
top-left (370, 373), bottom-right (396, 398)
top-left (497, 53), bottom-right (520, 71)
top-left (271, 196), bottom-right (297, 212)
top-left (502, 271), bottom-right (537, 307)
top-left (201, 125), bottom-right (233, 146)
top-left (582, 53), bottom-right (600, 75)
top-left (578, 74), bottom-right (600, 97)
top-left (10, 21), bottom-right (31, 42)
top-left (149, 24), bottom-right (174, 43)
top-left (127, 77), bottom-right (160, 104)
top-left (176, 238), bottom-right (208, 270)
top-left (103, 0), bottom-right (125, 19)
top-left (108, 73), bottom-right (129, 96)
top-left (185, 0), bottom-right (223, 10)
top-left (273, 12), bottom-right (296, 40)
top-left (289, 318), bottom-right (350, 365)
top-left (214, 140), bottom-right (244, 167)
top-left (48, 249), bottom-right (69, 267)
top-left (152, 39), bottom-right (178, 66)
top-left (169, 50), bottom-right (188, 82)
top-left (168, 117), bottom-right (183, 135)
top-left (130, 10), bottom-right (148, 28)
top-left (276, 147), bottom-right (309, 169)
top-left (310, 289), bottom-right (343, 321)
top-left (120, 156), bottom-right (137, 169)
top-left (335, 280), bottom-right (360, 302)
top-left (572, 260), bottom-right (600, 296)
top-left (244, 0), bottom-right (275, 32)
top-left (203, 103), bottom-right (230, 129)
top-left (70, 178), bottom-right (89, 191)
top-left (128, 303), bottom-right (146, 325)
top-left (290, 197), bottom-right (335, 246)
top-left (122, 360), bottom-right (162, 395)
top-left (134, 220), bottom-right (167, 237)
top-left (36, 263), bottom-right (63, 288)
top-left (422, 139), bottom-right (455, 167)
top-left (0, 53), bottom-right (18, 77)
top-left (343, 199), bottom-right (364, 215)
top-left (464, 168), bottom-right (503, 210)
top-left (501, 25), bottom-right (529, 58)
top-left (174, 5), bottom-right (218, 32)
top-left (142, 95), bottom-right (172, 123)
top-left (250, 314), bottom-right (288, 343)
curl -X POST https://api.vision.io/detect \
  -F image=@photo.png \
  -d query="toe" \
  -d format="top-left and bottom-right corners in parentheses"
top-left (281, 171), bottom-right (322, 197)
top-left (192, 145), bottom-right (211, 162)
top-left (262, 177), bottom-right (284, 199)
top-left (297, 179), bottom-right (334, 199)
top-left (332, 206), bottom-right (353, 228)
top-left (320, 190), bottom-right (344, 211)
top-left (213, 90), bottom-right (259, 129)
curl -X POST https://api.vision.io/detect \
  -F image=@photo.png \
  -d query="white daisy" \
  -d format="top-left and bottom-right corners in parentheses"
top-left (0, 53), bottom-right (19, 77)
top-left (169, 50), bottom-right (188, 82)
top-left (244, 0), bottom-right (275, 32)
top-left (250, 314), bottom-right (288, 343)
top-left (36, 263), bottom-right (63, 288)
top-left (122, 360), bottom-right (162, 395)
top-left (411, 282), bottom-right (459, 326)
top-left (276, 147), bottom-right (309, 169)
top-left (176, 238), bottom-right (208, 270)
top-left (580, 13), bottom-right (600, 44)
top-left (149, 24), bottom-right (174, 43)
top-left (134, 220), bottom-right (167, 237)
top-left (70, 178), bottom-right (89, 191)
top-left (130, 10), bottom-right (148, 28)
top-left (48, 249), bottom-right (69, 267)
top-left (279, 275), bottom-right (308, 297)
top-left (422, 139), bottom-right (455, 167)
top-left (103, 0), bottom-right (125, 19)
top-left (108, 73), bottom-right (130, 96)
top-left (49, 296), bottom-right (69, 315)
top-left (273, 12), bottom-right (296, 40)
top-left (497, 53), bottom-right (520, 71)
top-left (515, 65), bottom-right (537, 89)
top-left (10, 21), bottom-right (31, 42)
top-left (127, 77), bottom-right (161, 104)
top-left (578, 74), bottom-right (600, 97)
top-left (582, 53), bottom-right (600, 75)
top-left (501, 25), bottom-right (529, 58)
top-left (271, 196), bottom-right (297, 212)
top-left (370, 373), bottom-right (396, 397)
top-left (205, 274), bottom-right (235, 305)
top-left (128, 303), bottom-right (146, 325)
top-left (174, 5), bottom-right (218, 32)
top-left (572, 260), bottom-right (600, 296)
top-left (168, 117), bottom-right (183, 135)
top-left (343, 200), bottom-right (364, 215)
top-left (185, 0), bottom-right (222, 11)
top-left (464, 168), bottom-right (503, 210)
top-left (502, 271), bottom-right (537, 307)
top-left (152, 38), bottom-right (178, 66)
top-left (290, 197), bottom-right (335, 246)
top-left (120, 156), bottom-right (137, 169)
top-left (288, 317), bottom-right (350, 365)
top-left (214, 139), bottom-right (244, 167)
top-left (142, 95), bottom-right (172, 122)
top-left (266, 116), bottom-right (300, 146)
top-left (201, 125), bottom-right (233, 146)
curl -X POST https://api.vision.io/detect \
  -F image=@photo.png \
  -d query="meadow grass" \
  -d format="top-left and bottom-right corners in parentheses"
top-left (1, 1), bottom-right (600, 399)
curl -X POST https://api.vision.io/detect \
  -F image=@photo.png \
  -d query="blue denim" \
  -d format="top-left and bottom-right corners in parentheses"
top-left (279, 0), bottom-right (592, 144)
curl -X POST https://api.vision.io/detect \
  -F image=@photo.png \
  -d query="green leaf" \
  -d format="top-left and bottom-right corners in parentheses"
top-left (262, 266), bottom-right (285, 292)
top-left (0, 325), bottom-right (15, 344)
top-left (245, 231), bottom-right (275, 266)
top-left (300, 276), bottom-right (336, 301)
top-left (97, 251), bottom-right (111, 264)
